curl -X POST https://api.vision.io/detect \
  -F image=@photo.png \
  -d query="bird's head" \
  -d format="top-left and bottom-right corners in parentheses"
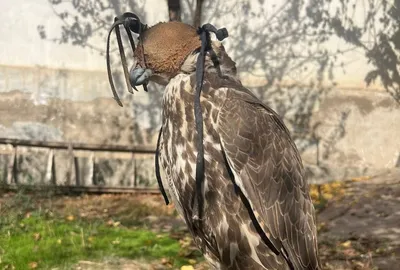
top-left (107, 13), bottom-right (236, 106)
top-left (130, 21), bottom-right (201, 86)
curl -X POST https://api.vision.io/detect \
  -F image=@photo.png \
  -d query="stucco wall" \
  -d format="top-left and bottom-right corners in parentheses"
top-left (0, 0), bottom-right (398, 185)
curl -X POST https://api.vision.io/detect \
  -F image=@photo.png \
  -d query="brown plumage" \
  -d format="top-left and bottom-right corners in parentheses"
top-left (113, 19), bottom-right (321, 269)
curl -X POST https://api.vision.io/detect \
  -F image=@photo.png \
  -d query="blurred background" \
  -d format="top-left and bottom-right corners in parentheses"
top-left (0, 0), bottom-right (399, 269)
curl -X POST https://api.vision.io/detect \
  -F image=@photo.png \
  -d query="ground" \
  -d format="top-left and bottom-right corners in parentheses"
top-left (0, 169), bottom-right (399, 270)
top-left (317, 169), bottom-right (400, 270)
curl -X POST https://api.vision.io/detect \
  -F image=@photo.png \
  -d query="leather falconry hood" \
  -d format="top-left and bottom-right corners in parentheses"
top-left (134, 21), bottom-right (201, 76)
top-left (106, 12), bottom-right (228, 106)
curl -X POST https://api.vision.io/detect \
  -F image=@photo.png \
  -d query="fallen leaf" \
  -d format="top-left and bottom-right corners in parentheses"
top-left (340, 240), bottom-right (352, 248)
top-left (107, 219), bottom-right (114, 226)
top-left (113, 221), bottom-right (121, 227)
top-left (180, 266), bottom-right (194, 270)
top-left (66, 215), bottom-right (75, 221)
top-left (112, 239), bottom-right (120, 245)
top-left (161, 258), bottom-right (170, 265)
top-left (33, 233), bottom-right (41, 241)
top-left (188, 259), bottom-right (197, 265)
top-left (351, 176), bottom-right (371, 182)
top-left (28, 262), bottom-right (38, 269)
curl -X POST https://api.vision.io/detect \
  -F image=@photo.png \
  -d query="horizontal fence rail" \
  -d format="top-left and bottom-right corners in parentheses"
top-left (3, 184), bottom-right (161, 194)
top-left (0, 138), bottom-right (156, 154)
top-left (0, 137), bottom-right (160, 194)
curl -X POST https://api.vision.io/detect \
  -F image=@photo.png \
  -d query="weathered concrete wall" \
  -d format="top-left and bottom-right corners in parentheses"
top-left (302, 88), bottom-right (400, 183)
top-left (0, 84), bottom-right (398, 185)
top-left (0, 0), bottom-right (398, 185)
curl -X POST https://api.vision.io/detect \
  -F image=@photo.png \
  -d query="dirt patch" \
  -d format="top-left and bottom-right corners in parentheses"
top-left (318, 169), bottom-right (400, 269)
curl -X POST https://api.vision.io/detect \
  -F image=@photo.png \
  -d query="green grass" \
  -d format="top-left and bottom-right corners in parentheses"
top-left (0, 211), bottom-right (193, 270)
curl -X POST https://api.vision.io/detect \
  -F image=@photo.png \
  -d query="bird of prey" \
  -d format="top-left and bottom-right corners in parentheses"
top-left (107, 13), bottom-right (321, 270)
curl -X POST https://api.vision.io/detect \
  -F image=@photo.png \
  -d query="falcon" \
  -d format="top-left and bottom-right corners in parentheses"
top-left (106, 13), bottom-right (321, 270)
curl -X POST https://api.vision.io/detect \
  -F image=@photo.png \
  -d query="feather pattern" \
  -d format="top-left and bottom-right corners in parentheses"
top-left (158, 69), bottom-right (321, 269)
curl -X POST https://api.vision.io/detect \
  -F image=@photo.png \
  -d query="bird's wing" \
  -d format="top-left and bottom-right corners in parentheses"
top-left (216, 87), bottom-right (320, 269)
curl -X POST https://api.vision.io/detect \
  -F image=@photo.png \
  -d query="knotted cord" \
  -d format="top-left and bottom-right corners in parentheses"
top-left (106, 12), bottom-right (147, 107)
top-left (192, 24), bottom-right (228, 221)
top-left (106, 13), bottom-right (169, 204)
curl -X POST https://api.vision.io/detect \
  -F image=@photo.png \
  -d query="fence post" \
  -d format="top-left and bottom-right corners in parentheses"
top-left (316, 138), bottom-right (320, 166)
top-left (51, 151), bottom-right (56, 185)
top-left (92, 155), bottom-right (98, 186)
top-left (131, 152), bottom-right (137, 187)
top-left (6, 147), bottom-right (15, 185)
top-left (45, 149), bottom-right (55, 184)
top-left (74, 157), bottom-right (80, 186)
top-left (66, 144), bottom-right (73, 185)
top-left (7, 146), bottom-right (18, 184)
top-left (87, 152), bottom-right (94, 186)
top-left (2, 159), bottom-right (7, 184)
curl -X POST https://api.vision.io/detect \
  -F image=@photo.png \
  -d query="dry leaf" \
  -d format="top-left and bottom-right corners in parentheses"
top-left (113, 221), bottom-right (121, 227)
top-left (340, 240), bottom-right (351, 248)
top-left (66, 215), bottom-right (75, 221)
top-left (180, 266), bottom-right (194, 270)
top-left (112, 239), bottom-right (120, 245)
top-left (106, 219), bottom-right (114, 226)
top-left (161, 258), bottom-right (170, 265)
top-left (33, 233), bottom-right (41, 241)
top-left (28, 262), bottom-right (38, 269)
top-left (188, 259), bottom-right (197, 265)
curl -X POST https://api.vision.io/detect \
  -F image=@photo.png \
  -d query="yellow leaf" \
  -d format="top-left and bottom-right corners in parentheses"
top-left (341, 240), bottom-right (351, 248)
top-left (57, 239), bottom-right (62, 244)
top-left (28, 262), bottom-right (38, 269)
top-left (66, 215), bottom-right (75, 221)
top-left (180, 266), bottom-right (194, 270)
top-left (188, 259), bottom-right (197, 265)
top-left (112, 239), bottom-right (120, 245)
top-left (113, 221), bottom-right (121, 227)
top-left (351, 176), bottom-right (371, 182)
top-left (33, 233), bottom-right (41, 241)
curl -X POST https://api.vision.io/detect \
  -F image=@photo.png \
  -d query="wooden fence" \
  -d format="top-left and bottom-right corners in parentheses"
top-left (0, 138), bottom-right (160, 194)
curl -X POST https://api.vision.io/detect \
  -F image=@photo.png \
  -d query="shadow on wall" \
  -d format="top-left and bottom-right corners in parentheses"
top-left (304, 88), bottom-right (400, 183)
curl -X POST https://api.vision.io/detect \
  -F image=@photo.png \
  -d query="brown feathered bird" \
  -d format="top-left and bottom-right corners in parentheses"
top-left (107, 13), bottom-right (321, 270)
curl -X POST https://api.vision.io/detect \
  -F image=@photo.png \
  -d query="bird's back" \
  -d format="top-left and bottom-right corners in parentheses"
top-left (158, 72), bottom-right (320, 270)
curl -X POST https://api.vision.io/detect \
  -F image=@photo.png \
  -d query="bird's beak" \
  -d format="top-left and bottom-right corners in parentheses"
top-left (129, 67), bottom-right (153, 92)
